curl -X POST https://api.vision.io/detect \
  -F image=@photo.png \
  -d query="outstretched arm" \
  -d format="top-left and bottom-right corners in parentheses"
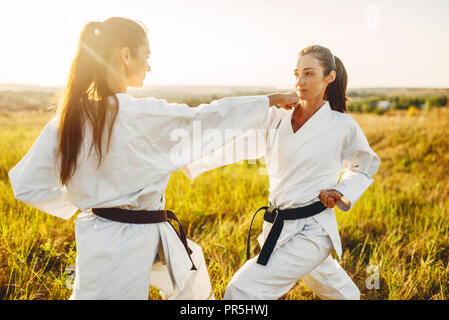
top-left (179, 93), bottom-right (297, 180)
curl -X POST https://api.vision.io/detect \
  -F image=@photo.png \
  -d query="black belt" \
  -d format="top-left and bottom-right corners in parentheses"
top-left (246, 201), bottom-right (327, 266)
top-left (91, 207), bottom-right (196, 270)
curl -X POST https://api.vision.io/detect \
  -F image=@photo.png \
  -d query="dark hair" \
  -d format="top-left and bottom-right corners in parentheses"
top-left (57, 17), bottom-right (148, 186)
top-left (299, 45), bottom-right (348, 113)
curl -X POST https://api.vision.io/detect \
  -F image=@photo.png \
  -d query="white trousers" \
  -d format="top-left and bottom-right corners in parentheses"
top-left (223, 217), bottom-right (360, 300)
top-left (69, 212), bottom-right (213, 300)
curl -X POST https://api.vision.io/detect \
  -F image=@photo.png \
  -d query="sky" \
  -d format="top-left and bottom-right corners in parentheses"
top-left (1, 0), bottom-right (448, 89)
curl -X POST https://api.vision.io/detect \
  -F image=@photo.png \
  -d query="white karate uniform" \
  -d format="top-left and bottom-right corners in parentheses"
top-left (8, 93), bottom-right (270, 300)
top-left (183, 101), bottom-right (380, 300)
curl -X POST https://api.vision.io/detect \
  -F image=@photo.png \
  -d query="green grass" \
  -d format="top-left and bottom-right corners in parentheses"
top-left (1, 107), bottom-right (448, 300)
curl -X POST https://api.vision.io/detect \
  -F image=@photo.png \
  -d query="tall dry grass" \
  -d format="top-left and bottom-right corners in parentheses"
top-left (1, 107), bottom-right (448, 300)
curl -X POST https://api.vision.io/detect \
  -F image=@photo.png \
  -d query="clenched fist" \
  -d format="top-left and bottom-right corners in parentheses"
top-left (268, 93), bottom-right (299, 108)
top-left (319, 189), bottom-right (343, 208)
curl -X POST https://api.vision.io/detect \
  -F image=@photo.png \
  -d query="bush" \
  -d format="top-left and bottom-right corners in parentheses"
top-left (407, 106), bottom-right (418, 117)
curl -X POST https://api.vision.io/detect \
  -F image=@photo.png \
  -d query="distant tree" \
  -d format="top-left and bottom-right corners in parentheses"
top-left (361, 102), bottom-right (376, 113)
top-left (347, 101), bottom-right (362, 113)
top-left (429, 96), bottom-right (447, 107)
top-left (375, 108), bottom-right (387, 115)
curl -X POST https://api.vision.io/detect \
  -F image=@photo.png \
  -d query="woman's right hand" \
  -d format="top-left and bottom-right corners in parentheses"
top-left (268, 93), bottom-right (299, 109)
top-left (319, 189), bottom-right (343, 208)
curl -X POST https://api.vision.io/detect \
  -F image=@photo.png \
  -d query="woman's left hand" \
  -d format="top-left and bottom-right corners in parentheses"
top-left (319, 189), bottom-right (343, 208)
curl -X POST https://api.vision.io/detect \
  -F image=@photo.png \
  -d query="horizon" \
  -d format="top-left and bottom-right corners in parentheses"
top-left (1, 82), bottom-right (448, 91)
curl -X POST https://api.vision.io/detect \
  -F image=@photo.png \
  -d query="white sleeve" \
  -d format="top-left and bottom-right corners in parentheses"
top-left (8, 118), bottom-right (79, 220)
top-left (333, 117), bottom-right (380, 211)
top-left (180, 104), bottom-right (285, 180)
top-left (148, 95), bottom-right (271, 176)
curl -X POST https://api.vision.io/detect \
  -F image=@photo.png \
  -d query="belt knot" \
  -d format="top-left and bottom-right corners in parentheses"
top-left (246, 201), bottom-right (327, 266)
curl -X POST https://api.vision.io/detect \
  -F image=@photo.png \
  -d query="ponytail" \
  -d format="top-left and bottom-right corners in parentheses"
top-left (299, 45), bottom-right (348, 113)
top-left (57, 18), bottom-right (147, 186)
top-left (324, 55), bottom-right (348, 113)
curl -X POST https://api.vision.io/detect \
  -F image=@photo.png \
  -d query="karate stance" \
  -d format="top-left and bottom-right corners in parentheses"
top-left (183, 45), bottom-right (380, 300)
top-left (8, 17), bottom-right (298, 300)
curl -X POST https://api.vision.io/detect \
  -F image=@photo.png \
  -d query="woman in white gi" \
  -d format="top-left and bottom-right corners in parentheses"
top-left (8, 17), bottom-right (298, 300)
top-left (183, 45), bottom-right (381, 300)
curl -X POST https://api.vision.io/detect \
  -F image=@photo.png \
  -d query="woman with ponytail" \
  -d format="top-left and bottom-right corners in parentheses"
top-left (8, 17), bottom-right (298, 300)
top-left (183, 45), bottom-right (380, 299)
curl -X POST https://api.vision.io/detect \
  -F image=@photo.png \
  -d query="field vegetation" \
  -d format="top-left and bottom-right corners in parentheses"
top-left (0, 86), bottom-right (447, 299)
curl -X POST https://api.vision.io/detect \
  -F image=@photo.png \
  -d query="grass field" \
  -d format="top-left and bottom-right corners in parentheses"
top-left (0, 103), bottom-right (448, 300)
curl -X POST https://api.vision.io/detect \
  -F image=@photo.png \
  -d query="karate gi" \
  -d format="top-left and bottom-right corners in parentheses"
top-left (8, 93), bottom-right (270, 300)
top-left (183, 101), bottom-right (380, 300)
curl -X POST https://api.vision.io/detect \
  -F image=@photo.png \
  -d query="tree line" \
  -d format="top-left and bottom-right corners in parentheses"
top-left (347, 95), bottom-right (448, 114)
